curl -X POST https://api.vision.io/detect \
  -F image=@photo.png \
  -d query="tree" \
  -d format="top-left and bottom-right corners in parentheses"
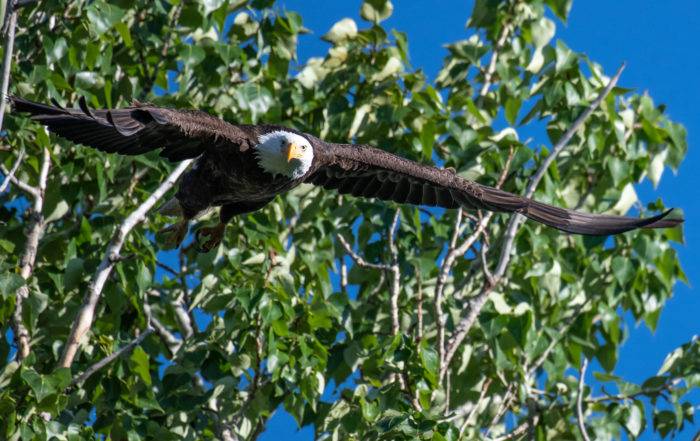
top-left (0, 0), bottom-right (695, 439)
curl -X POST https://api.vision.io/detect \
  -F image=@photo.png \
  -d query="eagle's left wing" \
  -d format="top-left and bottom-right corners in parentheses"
top-left (305, 142), bottom-right (682, 236)
top-left (9, 96), bottom-right (255, 161)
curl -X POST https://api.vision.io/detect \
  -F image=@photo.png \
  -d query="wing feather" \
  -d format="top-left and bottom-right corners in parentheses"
top-left (9, 95), bottom-right (253, 162)
top-left (307, 142), bottom-right (682, 236)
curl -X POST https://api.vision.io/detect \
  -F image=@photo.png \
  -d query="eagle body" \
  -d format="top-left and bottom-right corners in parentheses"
top-left (8, 96), bottom-right (682, 251)
top-left (175, 125), bottom-right (307, 217)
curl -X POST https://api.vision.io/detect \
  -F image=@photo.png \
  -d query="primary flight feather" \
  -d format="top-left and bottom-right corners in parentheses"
top-left (9, 96), bottom-right (682, 251)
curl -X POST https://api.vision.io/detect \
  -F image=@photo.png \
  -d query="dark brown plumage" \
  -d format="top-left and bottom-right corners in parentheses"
top-left (8, 96), bottom-right (682, 250)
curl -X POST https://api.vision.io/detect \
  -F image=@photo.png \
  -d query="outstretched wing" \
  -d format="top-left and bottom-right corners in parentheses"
top-left (9, 96), bottom-right (255, 161)
top-left (306, 142), bottom-right (682, 236)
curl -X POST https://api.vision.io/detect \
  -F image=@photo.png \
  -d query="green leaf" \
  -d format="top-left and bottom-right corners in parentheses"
top-left (612, 256), bottom-right (633, 285)
top-left (420, 346), bottom-right (439, 386)
top-left (545, 0), bottom-right (573, 21)
top-left (360, 0), bottom-right (394, 23)
top-left (64, 258), bottom-right (84, 292)
top-left (86, 2), bottom-right (126, 35)
top-left (0, 273), bottom-right (23, 297)
top-left (129, 346), bottom-right (152, 386)
top-left (505, 97), bottom-right (522, 126)
top-left (420, 120), bottom-right (437, 159)
top-left (323, 18), bottom-right (358, 43)
top-left (626, 401), bottom-right (644, 437)
top-left (20, 368), bottom-right (70, 402)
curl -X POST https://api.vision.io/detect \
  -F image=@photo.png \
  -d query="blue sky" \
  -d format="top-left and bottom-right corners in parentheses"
top-left (261, 0), bottom-right (700, 439)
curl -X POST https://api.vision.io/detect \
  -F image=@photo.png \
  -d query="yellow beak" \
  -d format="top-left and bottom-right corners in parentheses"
top-left (287, 143), bottom-right (303, 162)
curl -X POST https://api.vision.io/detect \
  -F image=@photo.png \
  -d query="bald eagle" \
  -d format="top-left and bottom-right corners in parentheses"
top-left (9, 96), bottom-right (681, 252)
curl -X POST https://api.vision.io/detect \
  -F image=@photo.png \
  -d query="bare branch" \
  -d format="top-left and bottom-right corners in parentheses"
top-left (337, 234), bottom-right (389, 271)
top-left (577, 358), bottom-right (592, 441)
top-left (59, 159), bottom-right (193, 368)
top-left (442, 64), bottom-right (625, 377)
top-left (0, 147), bottom-right (24, 193)
top-left (388, 209), bottom-right (401, 335)
top-left (0, 162), bottom-right (38, 196)
top-left (70, 327), bottom-right (154, 386)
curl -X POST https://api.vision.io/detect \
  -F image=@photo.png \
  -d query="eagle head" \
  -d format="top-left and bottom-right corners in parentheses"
top-left (254, 130), bottom-right (314, 179)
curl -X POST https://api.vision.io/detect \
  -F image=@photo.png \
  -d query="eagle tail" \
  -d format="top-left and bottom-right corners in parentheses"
top-left (478, 186), bottom-right (682, 236)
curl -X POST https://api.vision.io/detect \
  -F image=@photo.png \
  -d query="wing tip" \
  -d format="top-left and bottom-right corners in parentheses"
top-left (642, 208), bottom-right (684, 229)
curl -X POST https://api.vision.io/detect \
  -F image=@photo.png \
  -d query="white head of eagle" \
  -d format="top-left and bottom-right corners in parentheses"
top-left (254, 131), bottom-right (314, 179)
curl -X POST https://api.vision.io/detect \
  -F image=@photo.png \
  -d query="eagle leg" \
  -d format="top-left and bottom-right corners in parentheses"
top-left (157, 220), bottom-right (189, 250)
top-left (195, 223), bottom-right (226, 253)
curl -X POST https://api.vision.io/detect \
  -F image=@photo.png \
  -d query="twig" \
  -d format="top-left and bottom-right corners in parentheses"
top-left (143, 300), bottom-right (181, 355)
top-left (59, 159), bottom-right (193, 368)
top-left (126, 167), bottom-right (149, 198)
top-left (589, 377), bottom-right (682, 403)
top-left (70, 327), bottom-right (154, 386)
top-left (156, 260), bottom-right (179, 277)
top-left (491, 414), bottom-right (541, 441)
top-left (478, 20), bottom-right (513, 97)
top-left (0, 147), bottom-right (23, 192)
top-left (415, 268), bottom-right (423, 342)
top-left (140, 2), bottom-right (183, 98)
top-left (576, 358), bottom-right (592, 441)
top-left (11, 147), bottom-right (50, 361)
top-left (459, 378), bottom-right (492, 435)
top-left (441, 63), bottom-right (625, 377)
top-left (526, 300), bottom-right (589, 378)
top-left (485, 383), bottom-right (516, 438)
top-left (337, 234), bottom-right (389, 271)
top-left (176, 246), bottom-right (195, 337)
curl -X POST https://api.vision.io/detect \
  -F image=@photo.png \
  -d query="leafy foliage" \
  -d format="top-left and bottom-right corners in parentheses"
top-left (0, 0), bottom-right (695, 440)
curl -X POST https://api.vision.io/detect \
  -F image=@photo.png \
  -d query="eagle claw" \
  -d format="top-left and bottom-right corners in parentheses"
top-left (195, 223), bottom-right (226, 253)
top-left (157, 221), bottom-right (188, 250)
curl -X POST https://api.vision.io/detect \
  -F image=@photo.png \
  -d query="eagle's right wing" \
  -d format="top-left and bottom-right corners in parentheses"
top-left (307, 141), bottom-right (682, 236)
top-left (9, 96), bottom-right (255, 162)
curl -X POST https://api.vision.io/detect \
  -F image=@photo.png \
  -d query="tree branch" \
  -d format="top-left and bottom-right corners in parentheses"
top-left (0, 162), bottom-right (39, 196)
top-left (70, 327), bottom-right (154, 386)
top-left (577, 358), bottom-right (592, 441)
top-left (11, 147), bottom-right (50, 361)
top-left (441, 63), bottom-right (625, 377)
top-left (0, 5), bottom-right (17, 132)
top-left (0, 147), bottom-right (24, 193)
top-left (59, 159), bottom-right (193, 368)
